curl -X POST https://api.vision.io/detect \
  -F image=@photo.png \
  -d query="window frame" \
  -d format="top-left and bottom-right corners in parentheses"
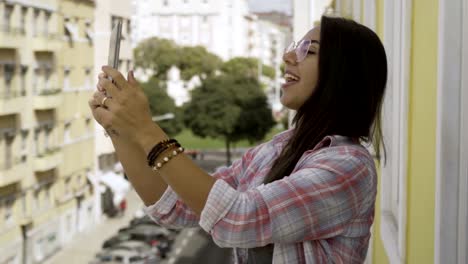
top-left (435, 0), bottom-right (468, 263)
top-left (379, 0), bottom-right (411, 263)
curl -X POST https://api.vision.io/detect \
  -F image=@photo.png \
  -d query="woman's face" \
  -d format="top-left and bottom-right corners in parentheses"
top-left (281, 27), bottom-right (320, 110)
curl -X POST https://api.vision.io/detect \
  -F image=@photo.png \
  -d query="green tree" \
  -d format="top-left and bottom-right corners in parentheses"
top-left (184, 75), bottom-right (275, 164)
top-left (221, 57), bottom-right (276, 80)
top-left (133, 37), bottom-right (179, 80)
top-left (177, 46), bottom-right (222, 81)
top-left (141, 77), bottom-right (184, 136)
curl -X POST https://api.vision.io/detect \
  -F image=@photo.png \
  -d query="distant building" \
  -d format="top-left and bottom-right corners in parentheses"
top-left (132, 0), bottom-right (250, 61)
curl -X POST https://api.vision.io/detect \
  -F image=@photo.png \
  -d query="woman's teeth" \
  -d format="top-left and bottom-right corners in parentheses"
top-left (284, 73), bottom-right (300, 82)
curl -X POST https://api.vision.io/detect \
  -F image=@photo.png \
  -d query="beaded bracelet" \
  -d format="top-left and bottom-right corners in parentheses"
top-left (148, 142), bottom-right (180, 167)
top-left (152, 145), bottom-right (185, 171)
top-left (146, 139), bottom-right (178, 167)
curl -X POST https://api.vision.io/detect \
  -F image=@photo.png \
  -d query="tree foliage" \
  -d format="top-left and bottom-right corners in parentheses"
top-left (141, 77), bottom-right (184, 136)
top-left (178, 46), bottom-right (222, 81)
top-left (134, 38), bottom-right (179, 80)
top-left (221, 57), bottom-right (276, 79)
top-left (184, 73), bottom-right (276, 164)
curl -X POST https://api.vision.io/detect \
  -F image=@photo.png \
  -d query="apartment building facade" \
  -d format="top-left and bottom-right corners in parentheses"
top-left (0, 0), bottom-right (96, 263)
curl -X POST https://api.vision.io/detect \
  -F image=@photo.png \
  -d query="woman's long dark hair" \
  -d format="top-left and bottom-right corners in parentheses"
top-left (263, 16), bottom-right (388, 185)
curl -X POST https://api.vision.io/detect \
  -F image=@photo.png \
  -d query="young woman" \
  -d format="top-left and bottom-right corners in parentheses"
top-left (89, 16), bottom-right (387, 264)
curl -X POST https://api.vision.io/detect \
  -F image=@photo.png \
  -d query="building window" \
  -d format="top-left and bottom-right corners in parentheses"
top-left (65, 177), bottom-right (71, 195)
top-left (44, 12), bottom-right (51, 36)
top-left (5, 135), bottom-right (14, 169)
top-left (163, 0), bottom-right (169, 6)
top-left (21, 130), bottom-right (28, 162)
top-left (33, 9), bottom-right (40, 37)
top-left (44, 68), bottom-right (51, 91)
top-left (32, 68), bottom-right (38, 94)
top-left (63, 68), bottom-right (70, 91)
top-left (85, 118), bottom-right (91, 135)
top-left (44, 186), bottom-right (51, 208)
top-left (20, 65), bottom-right (28, 96)
top-left (20, 7), bottom-right (28, 34)
top-left (111, 16), bottom-right (120, 31)
top-left (4, 198), bottom-right (14, 225)
top-left (64, 122), bottom-right (71, 143)
top-left (33, 129), bottom-right (40, 156)
top-left (33, 191), bottom-right (40, 210)
top-left (126, 20), bottom-right (131, 37)
top-left (183, 0), bottom-right (189, 4)
top-left (44, 128), bottom-right (51, 151)
top-left (3, 5), bottom-right (13, 33)
top-left (202, 16), bottom-right (208, 23)
top-left (85, 68), bottom-right (91, 90)
top-left (3, 64), bottom-right (15, 98)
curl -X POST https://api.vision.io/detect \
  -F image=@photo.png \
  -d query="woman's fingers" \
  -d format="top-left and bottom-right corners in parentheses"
top-left (93, 91), bottom-right (117, 110)
top-left (102, 66), bottom-right (127, 90)
top-left (97, 77), bottom-right (120, 99)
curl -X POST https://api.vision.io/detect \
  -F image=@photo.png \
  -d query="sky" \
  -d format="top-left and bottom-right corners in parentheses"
top-left (248, 0), bottom-right (292, 15)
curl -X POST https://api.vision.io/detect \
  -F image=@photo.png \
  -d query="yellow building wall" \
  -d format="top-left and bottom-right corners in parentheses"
top-left (406, 0), bottom-right (438, 262)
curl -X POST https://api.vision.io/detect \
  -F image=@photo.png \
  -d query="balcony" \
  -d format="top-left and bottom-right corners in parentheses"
top-left (33, 89), bottom-right (63, 110)
top-left (32, 33), bottom-right (61, 52)
top-left (34, 148), bottom-right (63, 172)
top-left (0, 25), bottom-right (26, 48)
top-left (0, 159), bottom-right (28, 187)
top-left (0, 91), bottom-right (27, 115)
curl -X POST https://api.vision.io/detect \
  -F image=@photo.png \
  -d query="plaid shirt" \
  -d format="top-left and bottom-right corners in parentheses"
top-left (144, 129), bottom-right (377, 263)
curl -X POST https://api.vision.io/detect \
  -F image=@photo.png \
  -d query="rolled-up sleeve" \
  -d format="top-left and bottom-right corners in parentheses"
top-left (144, 146), bottom-right (259, 229)
top-left (198, 148), bottom-right (376, 248)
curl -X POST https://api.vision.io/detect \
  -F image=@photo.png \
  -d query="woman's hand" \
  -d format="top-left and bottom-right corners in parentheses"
top-left (88, 66), bottom-right (156, 143)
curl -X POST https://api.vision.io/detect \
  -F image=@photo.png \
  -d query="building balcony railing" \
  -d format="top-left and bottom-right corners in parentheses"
top-left (0, 159), bottom-right (28, 187)
top-left (32, 32), bottom-right (62, 51)
top-left (0, 90), bottom-right (27, 115)
top-left (0, 25), bottom-right (26, 36)
top-left (34, 147), bottom-right (62, 172)
top-left (33, 88), bottom-right (63, 110)
top-left (0, 25), bottom-right (25, 48)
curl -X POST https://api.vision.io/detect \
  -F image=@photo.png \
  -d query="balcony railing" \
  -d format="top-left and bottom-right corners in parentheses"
top-left (34, 147), bottom-right (62, 172)
top-left (0, 25), bottom-right (26, 36)
top-left (33, 88), bottom-right (62, 109)
top-left (0, 90), bottom-right (26, 100)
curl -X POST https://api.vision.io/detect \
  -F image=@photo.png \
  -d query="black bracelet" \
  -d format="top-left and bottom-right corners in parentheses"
top-left (146, 139), bottom-right (179, 167)
top-left (148, 142), bottom-right (181, 167)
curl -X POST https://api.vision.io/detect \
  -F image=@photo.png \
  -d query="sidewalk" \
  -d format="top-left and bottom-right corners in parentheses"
top-left (44, 189), bottom-right (143, 264)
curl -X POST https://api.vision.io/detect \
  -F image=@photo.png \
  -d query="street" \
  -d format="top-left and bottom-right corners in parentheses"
top-left (43, 158), bottom-right (233, 264)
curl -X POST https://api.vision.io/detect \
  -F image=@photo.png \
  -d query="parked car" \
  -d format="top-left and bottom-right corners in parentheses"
top-left (100, 249), bottom-right (155, 264)
top-left (111, 241), bottom-right (160, 261)
top-left (128, 225), bottom-right (174, 259)
top-left (130, 215), bottom-right (156, 227)
top-left (130, 215), bottom-right (181, 235)
top-left (102, 233), bottom-right (133, 249)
